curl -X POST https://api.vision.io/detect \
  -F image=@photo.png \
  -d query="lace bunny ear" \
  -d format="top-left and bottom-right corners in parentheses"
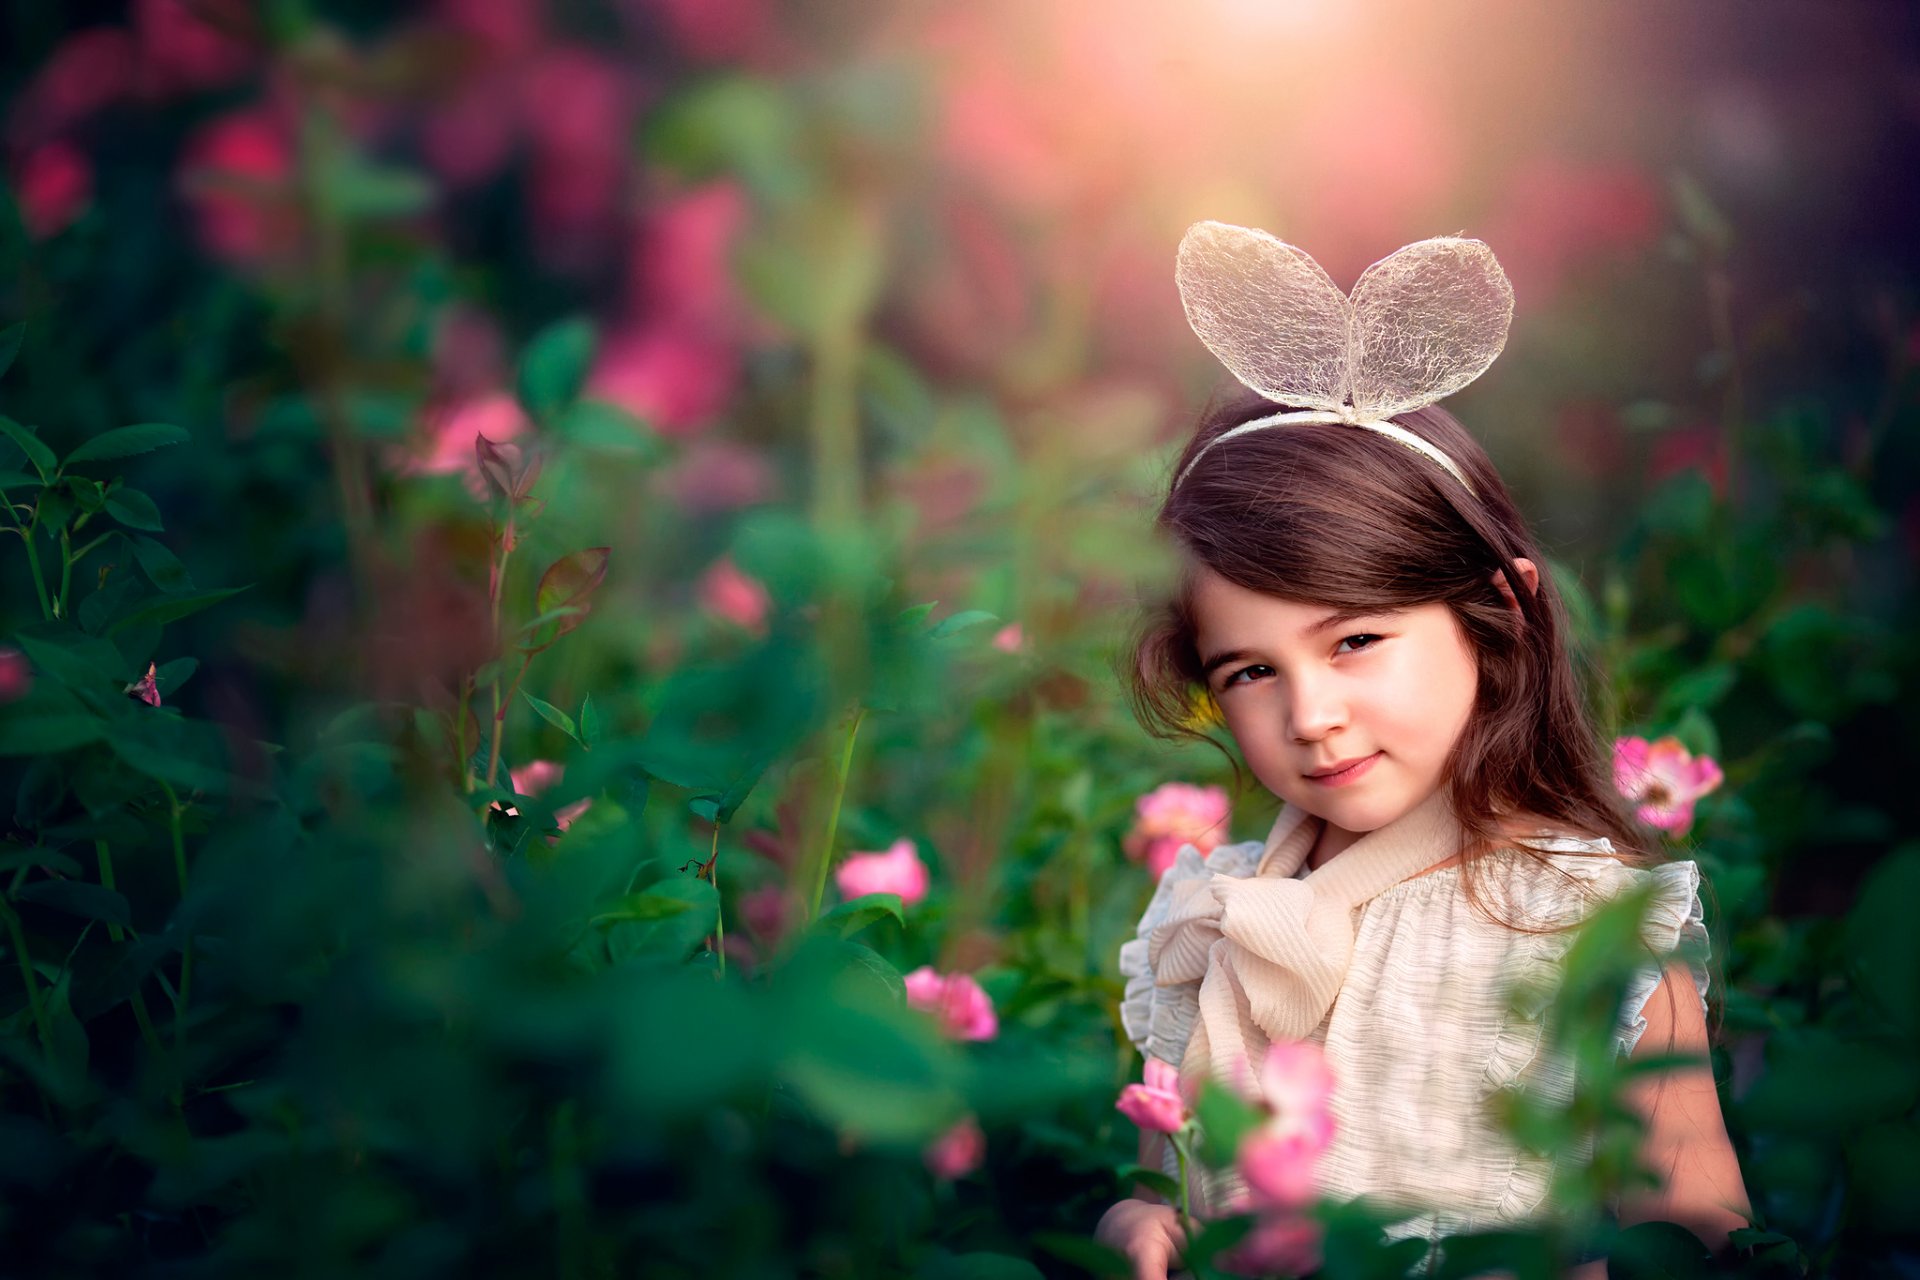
top-left (1348, 237), bottom-right (1514, 419)
top-left (1175, 221), bottom-right (1352, 411)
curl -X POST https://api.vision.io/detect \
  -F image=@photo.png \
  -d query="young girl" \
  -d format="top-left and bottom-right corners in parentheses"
top-left (1095, 224), bottom-right (1751, 1277)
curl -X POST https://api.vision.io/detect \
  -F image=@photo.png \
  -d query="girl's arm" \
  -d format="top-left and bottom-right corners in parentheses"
top-left (1618, 963), bottom-right (1753, 1250)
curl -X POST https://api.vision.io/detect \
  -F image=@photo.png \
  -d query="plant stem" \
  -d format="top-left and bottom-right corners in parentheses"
top-left (709, 823), bottom-right (724, 978)
top-left (485, 652), bottom-right (532, 792)
top-left (456, 676), bottom-right (475, 793)
top-left (1173, 1132), bottom-right (1195, 1241)
top-left (23, 510), bottom-right (51, 620)
top-left (57, 525), bottom-right (72, 619)
top-left (805, 705), bottom-right (865, 924)
top-left (160, 783), bottom-right (192, 1064)
top-left (96, 840), bottom-right (167, 1064)
top-left (0, 896), bottom-right (50, 1056)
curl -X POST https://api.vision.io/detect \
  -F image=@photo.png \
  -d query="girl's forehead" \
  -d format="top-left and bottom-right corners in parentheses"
top-left (1189, 566), bottom-right (1439, 643)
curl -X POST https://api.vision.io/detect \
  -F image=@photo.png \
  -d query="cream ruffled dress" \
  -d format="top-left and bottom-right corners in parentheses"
top-left (1117, 791), bottom-right (1709, 1247)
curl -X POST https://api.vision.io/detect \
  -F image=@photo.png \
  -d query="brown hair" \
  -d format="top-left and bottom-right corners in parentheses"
top-left (1124, 390), bottom-right (1650, 928)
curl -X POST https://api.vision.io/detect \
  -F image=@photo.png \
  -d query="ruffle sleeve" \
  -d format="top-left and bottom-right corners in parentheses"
top-left (1118, 838), bottom-right (1263, 1066)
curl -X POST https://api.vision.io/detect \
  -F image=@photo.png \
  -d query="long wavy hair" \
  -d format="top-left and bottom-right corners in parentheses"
top-left (1124, 390), bottom-right (1650, 929)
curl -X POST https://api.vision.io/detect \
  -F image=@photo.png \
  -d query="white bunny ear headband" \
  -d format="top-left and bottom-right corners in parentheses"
top-left (1172, 221), bottom-right (1516, 495)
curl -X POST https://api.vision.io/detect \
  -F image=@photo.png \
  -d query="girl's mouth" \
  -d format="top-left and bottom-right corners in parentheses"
top-left (1305, 752), bottom-right (1381, 788)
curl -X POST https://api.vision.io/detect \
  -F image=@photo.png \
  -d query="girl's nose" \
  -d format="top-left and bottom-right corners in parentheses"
top-left (1287, 674), bottom-right (1346, 743)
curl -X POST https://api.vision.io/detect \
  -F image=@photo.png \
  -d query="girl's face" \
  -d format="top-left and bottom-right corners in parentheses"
top-left (1190, 566), bottom-right (1480, 861)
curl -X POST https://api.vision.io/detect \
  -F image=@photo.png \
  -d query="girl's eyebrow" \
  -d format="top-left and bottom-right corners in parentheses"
top-left (1199, 608), bottom-right (1405, 677)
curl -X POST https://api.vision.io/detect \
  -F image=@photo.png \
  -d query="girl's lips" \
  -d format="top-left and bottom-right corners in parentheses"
top-left (1305, 752), bottom-right (1381, 788)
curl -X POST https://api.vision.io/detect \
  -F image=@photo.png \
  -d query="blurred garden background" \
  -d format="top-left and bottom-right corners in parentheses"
top-left (1, 0), bottom-right (1917, 1275)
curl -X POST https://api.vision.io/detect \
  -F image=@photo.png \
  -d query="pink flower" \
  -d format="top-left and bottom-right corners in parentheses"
top-left (698, 556), bottom-right (770, 635)
top-left (436, 0), bottom-right (543, 58)
top-left (991, 623), bottom-right (1024, 653)
top-left (133, 0), bottom-right (253, 97)
top-left (1236, 1041), bottom-right (1336, 1210)
top-left (0, 648), bottom-right (31, 703)
top-left (904, 966), bottom-right (998, 1041)
top-left (411, 391), bottom-right (530, 494)
top-left (586, 326), bottom-right (738, 436)
top-left (657, 440), bottom-right (774, 514)
top-left (7, 28), bottom-right (134, 142)
top-left (923, 1114), bottom-right (985, 1180)
top-left (1221, 1211), bottom-right (1323, 1278)
top-left (1123, 782), bottom-right (1231, 880)
top-left (1115, 1057), bottom-right (1188, 1135)
top-left (420, 72), bottom-right (520, 189)
top-left (834, 838), bottom-right (929, 907)
top-left (637, 0), bottom-right (785, 66)
top-left (632, 182), bottom-right (750, 332)
top-left (177, 107), bottom-right (298, 265)
top-left (14, 141), bottom-right (92, 240)
top-left (1614, 735), bottom-right (1724, 837)
top-left (741, 884), bottom-right (791, 945)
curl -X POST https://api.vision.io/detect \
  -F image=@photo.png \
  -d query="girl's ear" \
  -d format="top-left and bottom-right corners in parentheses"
top-left (1491, 557), bottom-right (1540, 613)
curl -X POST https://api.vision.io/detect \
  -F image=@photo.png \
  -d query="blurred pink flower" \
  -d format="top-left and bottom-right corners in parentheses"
top-left (14, 141), bottom-right (92, 239)
top-left (904, 966), bottom-right (998, 1041)
top-left (1123, 782), bottom-right (1231, 880)
top-left (1484, 157), bottom-right (1662, 309)
top-left (436, 0), bottom-right (543, 58)
top-left (1237, 1042), bottom-right (1336, 1209)
top-left (177, 107), bottom-right (299, 264)
top-left (1648, 421), bottom-right (1728, 499)
top-left (923, 1114), bottom-right (985, 1181)
top-left (1115, 1056), bottom-right (1188, 1135)
top-left (133, 0), bottom-right (253, 97)
top-left (509, 758), bottom-right (592, 833)
top-left (1221, 1212), bottom-right (1323, 1279)
top-left (519, 46), bottom-right (628, 160)
top-left (587, 326), bottom-right (737, 436)
top-left (835, 838), bottom-right (929, 907)
top-left (431, 305), bottom-right (508, 400)
top-left (0, 648), bottom-right (31, 703)
top-left (7, 28), bottom-right (134, 143)
top-left (420, 72), bottom-right (520, 189)
top-left (991, 623), bottom-right (1024, 653)
top-left (1613, 735), bottom-right (1724, 836)
top-left (741, 884), bottom-right (791, 945)
top-left (411, 391), bottom-right (530, 498)
top-left (698, 556), bottom-right (770, 635)
top-left (657, 440), bottom-right (774, 513)
top-left (632, 182), bottom-right (749, 331)
top-left (639, 0), bottom-right (784, 66)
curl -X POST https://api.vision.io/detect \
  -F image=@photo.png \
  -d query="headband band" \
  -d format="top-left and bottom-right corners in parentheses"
top-left (1172, 407), bottom-right (1477, 494)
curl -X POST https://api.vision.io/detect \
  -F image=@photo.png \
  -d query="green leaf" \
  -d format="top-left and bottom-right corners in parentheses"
top-left (591, 890), bottom-right (698, 925)
top-left (556, 399), bottom-right (663, 457)
top-left (521, 691), bottom-right (579, 742)
top-left (1113, 1165), bottom-right (1181, 1203)
top-left (527, 549), bottom-right (609, 648)
top-left (107, 586), bottom-right (247, 634)
top-left (14, 877), bottom-right (131, 927)
top-left (0, 469), bottom-right (41, 490)
top-left (1191, 1078), bottom-right (1264, 1167)
top-left (1606, 1220), bottom-right (1714, 1279)
top-left (131, 535), bottom-right (192, 591)
top-left (579, 695), bottom-right (601, 749)
top-left (815, 892), bottom-right (905, 939)
top-left (0, 322), bottom-right (22, 381)
top-left (0, 848), bottom-right (82, 875)
top-left (929, 609), bottom-right (998, 640)
top-left (0, 712), bottom-right (103, 754)
top-left (154, 657), bottom-right (199, 696)
top-left (107, 713), bottom-right (232, 794)
top-left (0, 416), bottom-right (56, 481)
top-left (104, 487), bottom-right (164, 532)
top-left (63, 423), bottom-right (191, 467)
top-left (518, 317), bottom-right (597, 420)
top-left (1031, 1235), bottom-right (1128, 1278)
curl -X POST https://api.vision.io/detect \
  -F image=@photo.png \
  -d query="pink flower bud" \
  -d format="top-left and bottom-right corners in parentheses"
top-left (1115, 1056), bottom-right (1188, 1135)
top-left (923, 1114), bottom-right (985, 1180)
top-left (699, 556), bottom-right (770, 636)
top-left (14, 141), bottom-right (91, 240)
top-left (834, 838), bottom-right (929, 908)
top-left (0, 648), bottom-right (31, 703)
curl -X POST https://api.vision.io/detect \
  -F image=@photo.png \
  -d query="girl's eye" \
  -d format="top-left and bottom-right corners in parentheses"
top-left (1220, 636), bottom-right (1383, 689)
top-left (1221, 664), bottom-right (1272, 689)
top-left (1335, 633), bottom-right (1383, 655)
